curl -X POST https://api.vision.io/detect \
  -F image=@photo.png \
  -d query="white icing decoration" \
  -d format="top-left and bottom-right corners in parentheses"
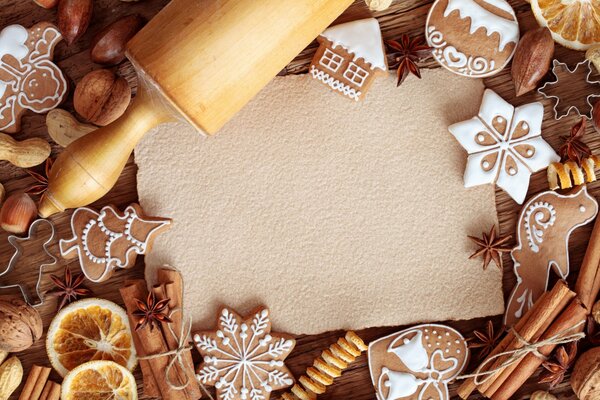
top-left (310, 65), bottom-right (361, 101)
top-left (448, 89), bottom-right (559, 204)
top-left (0, 25), bottom-right (28, 62)
top-left (373, 325), bottom-right (468, 400)
top-left (444, 0), bottom-right (519, 51)
top-left (524, 201), bottom-right (556, 253)
top-left (195, 308), bottom-right (294, 400)
top-left (320, 18), bottom-right (386, 71)
top-left (580, 205), bottom-right (586, 212)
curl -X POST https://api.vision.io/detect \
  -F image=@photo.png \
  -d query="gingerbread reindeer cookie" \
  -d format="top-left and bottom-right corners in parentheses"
top-left (505, 186), bottom-right (598, 326)
top-left (0, 22), bottom-right (68, 133)
top-left (369, 324), bottom-right (469, 400)
top-left (60, 204), bottom-right (171, 283)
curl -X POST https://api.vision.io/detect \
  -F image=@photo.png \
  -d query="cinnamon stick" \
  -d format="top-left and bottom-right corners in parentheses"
top-left (576, 216), bottom-right (600, 310)
top-left (39, 381), bottom-right (60, 400)
top-left (456, 292), bottom-right (546, 399)
top-left (121, 280), bottom-right (181, 400)
top-left (477, 280), bottom-right (574, 394)
top-left (19, 365), bottom-right (51, 400)
top-left (491, 299), bottom-right (587, 400)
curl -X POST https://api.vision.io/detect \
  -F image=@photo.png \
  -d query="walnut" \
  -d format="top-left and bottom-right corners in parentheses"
top-left (0, 296), bottom-right (43, 352)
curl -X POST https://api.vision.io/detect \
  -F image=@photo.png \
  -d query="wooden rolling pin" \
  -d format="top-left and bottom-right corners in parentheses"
top-left (39, 0), bottom-right (353, 217)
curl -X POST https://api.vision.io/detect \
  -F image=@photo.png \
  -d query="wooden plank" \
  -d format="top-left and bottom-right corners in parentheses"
top-left (0, 0), bottom-right (591, 398)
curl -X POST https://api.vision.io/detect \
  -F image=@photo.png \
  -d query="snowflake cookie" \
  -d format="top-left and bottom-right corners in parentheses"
top-left (194, 307), bottom-right (296, 400)
top-left (449, 89), bottom-right (559, 204)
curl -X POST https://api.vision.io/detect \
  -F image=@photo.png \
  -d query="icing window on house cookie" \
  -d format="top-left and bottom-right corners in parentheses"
top-left (343, 62), bottom-right (369, 87)
top-left (319, 48), bottom-right (344, 73)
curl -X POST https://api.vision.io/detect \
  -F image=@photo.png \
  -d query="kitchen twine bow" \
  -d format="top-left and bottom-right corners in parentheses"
top-left (457, 320), bottom-right (586, 385)
top-left (138, 307), bottom-right (215, 397)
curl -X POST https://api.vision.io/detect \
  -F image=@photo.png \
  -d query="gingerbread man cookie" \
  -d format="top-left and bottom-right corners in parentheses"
top-left (369, 324), bottom-right (469, 400)
top-left (0, 22), bottom-right (68, 133)
top-left (449, 89), bottom-right (559, 204)
top-left (426, 0), bottom-right (519, 78)
top-left (505, 186), bottom-right (597, 326)
top-left (60, 204), bottom-right (171, 283)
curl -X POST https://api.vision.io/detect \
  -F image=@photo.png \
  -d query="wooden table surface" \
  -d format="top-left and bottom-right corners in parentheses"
top-left (1, 0), bottom-right (597, 399)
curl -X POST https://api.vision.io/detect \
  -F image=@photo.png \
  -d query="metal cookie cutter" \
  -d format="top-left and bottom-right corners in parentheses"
top-left (0, 219), bottom-right (58, 306)
top-left (538, 59), bottom-right (600, 120)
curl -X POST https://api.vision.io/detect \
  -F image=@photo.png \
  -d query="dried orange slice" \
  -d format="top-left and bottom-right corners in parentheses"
top-left (62, 360), bottom-right (137, 400)
top-left (530, 0), bottom-right (600, 50)
top-left (46, 298), bottom-right (136, 377)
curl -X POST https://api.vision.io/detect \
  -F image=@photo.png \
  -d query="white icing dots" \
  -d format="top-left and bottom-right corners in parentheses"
top-left (526, 149), bottom-right (533, 156)
top-left (477, 133), bottom-right (485, 143)
top-left (521, 121), bottom-right (528, 130)
top-left (482, 160), bottom-right (490, 169)
top-left (580, 205), bottom-right (586, 212)
top-left (508, 167), bottom-right (516, 175)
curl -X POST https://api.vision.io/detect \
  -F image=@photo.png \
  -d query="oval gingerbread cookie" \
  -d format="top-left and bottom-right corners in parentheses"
top-left (368, 324), bottom-right (469, 400)
top-left (425, 0), bottom-right (519, 78)
top-left (0, 22), bottom-right (68, 133)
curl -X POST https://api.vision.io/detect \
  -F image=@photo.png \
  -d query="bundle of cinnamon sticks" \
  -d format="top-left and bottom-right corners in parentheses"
top-left (458, 215), bottom-right (600, 400)
top-left (19, 365), bottom-right (60, 400)
top-left (120, 267), bottom-right (201, 400)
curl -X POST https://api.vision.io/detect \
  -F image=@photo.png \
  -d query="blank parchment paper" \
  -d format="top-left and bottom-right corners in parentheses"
top-left (135, 70), bottom-right (504, 335)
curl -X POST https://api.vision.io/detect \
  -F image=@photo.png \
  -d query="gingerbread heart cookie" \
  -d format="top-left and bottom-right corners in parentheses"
top-left (0, 22), bottom-right (68, 133)
top-left (425, 0), bottom-right (519, 78)
top-left (368, 324), bottom-right (469, 400)
top-left (60, 204), bottom-right (171, 283)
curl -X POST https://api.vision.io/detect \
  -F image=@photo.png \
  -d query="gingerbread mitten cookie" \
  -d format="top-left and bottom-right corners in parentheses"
top-left (369, 324), bottom-right (469, 400)
top-left (426, 0), bottom-right (519, 77)
top-left (0, 22), bottom-right (68, 133)
top-left (60, 204), bottom-right (171, 283)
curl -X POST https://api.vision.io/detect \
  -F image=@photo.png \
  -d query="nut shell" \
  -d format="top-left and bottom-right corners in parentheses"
top-left (511, 27), bottom-right (554, 97)
top-left (90, 15), bottom-right (144, 65)
top-left (57, 0), bottom-right (93, 45)
top-left (74, 69), bottom-right (131, 126)
top-left (0, 193), bottom-right (37, 234)
top-left (530, 390), bottom-right (557, 400)
top-left (0, 296), bottom-right (43, 352)
top-left (571, 347), bottom-right (600, 400)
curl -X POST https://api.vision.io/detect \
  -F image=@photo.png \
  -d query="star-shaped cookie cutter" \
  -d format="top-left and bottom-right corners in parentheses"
top-left (538, 60), bottom-right (600, 120)
top-left (0, 219), bottom-right (58, 307)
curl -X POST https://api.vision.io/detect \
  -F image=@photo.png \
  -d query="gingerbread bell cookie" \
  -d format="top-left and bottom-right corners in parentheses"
top-left (0, 22), bottom-right (68, 133)
top-left (310, 18), bottom-right (387, 101)
top-left (505, 186), bottom-right (597, 326)
top-left (60, 204), bottom-right (171, 283)
top-left (369, 324), bottom-right (469, 400)
top-left (426, 0), bottom-right (519, 77)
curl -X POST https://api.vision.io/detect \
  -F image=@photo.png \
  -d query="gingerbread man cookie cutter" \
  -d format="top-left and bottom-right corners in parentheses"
top-left (538, 60), bottom-right (600, 120)
top-left (0, 218), bottom-right (58, 306)
top-left (0, 22), bottom-right (68, 133)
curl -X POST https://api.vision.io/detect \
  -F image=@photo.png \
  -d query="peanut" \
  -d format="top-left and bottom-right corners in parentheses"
top-left (0, 133), bottom-right (50, 168)
top-left (47, 109), bottom-right (96, 147)
top-left (0, 351), bottom-right (6, 367)
top-left (0, 356), bottom-right (22, 400)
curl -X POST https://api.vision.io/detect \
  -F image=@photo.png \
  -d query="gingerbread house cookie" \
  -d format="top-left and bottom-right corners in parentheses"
top-left (0, 22), bottom-right (68, 133)
top-left (310, 18), bottom-right (387, 101)
top-left (425, 0), bottom-right (519, 78)
top-left (368, 324), bottom-right (469, 400)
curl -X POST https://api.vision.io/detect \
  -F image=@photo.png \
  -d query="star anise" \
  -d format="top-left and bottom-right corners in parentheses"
top-left (386, 34), bottom-right (432, 87)
top-left (468, 225), bottom-right (512, 270)
top-left (132, 292), bottom-right (172, 331)
top-left (48, 266), bottom-right (93, 311)
top-left (539, 342), bottom-right (578, 388)
top-left (559, 118), bottom-right (591, 166)
top-left (469, 320), bottom-right (503, 360)
top-left (25, 157), bottom-right (53, 197)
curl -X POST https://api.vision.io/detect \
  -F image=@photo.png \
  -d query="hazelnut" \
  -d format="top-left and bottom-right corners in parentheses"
top-left (571, 347), bottom-right (600, 400)
top-left (91, 15), bottom-right (145, 65)
top-left (57, 0), bottom-right (93, 45)
top-left (0, 193), bottom-right (37, 234)
top-left (74, 69), bottom-right (131, 126)
top-left (0, 296), bottom-right (43, 352)
top-left (530, 391), bottom-right (557, 400)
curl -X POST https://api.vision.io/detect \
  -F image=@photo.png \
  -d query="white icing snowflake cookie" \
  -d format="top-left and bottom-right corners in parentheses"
top-left (368, 324), bottom-right (469, 400)
top-left (194, 307), bottom-right (295, 400)
top-left (449, 89), bottom-right (559, 204)
top-left (309, 18), bottom-right (387, 101)
top-left (425, 0), bottom-right (519, 78)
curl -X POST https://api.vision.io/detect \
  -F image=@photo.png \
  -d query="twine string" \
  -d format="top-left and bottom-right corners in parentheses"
top-left (457, 320), bottom-right (586, 385)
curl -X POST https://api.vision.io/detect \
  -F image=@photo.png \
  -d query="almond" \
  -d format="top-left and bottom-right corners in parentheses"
top-left (91, 15), bottom-right (144, 65)
top-left (57, 0), bottom-right (93, 45)
top-left (74, 69), bottom-right (131, 126)
top-left (511, 27), bottom-right (554, 97)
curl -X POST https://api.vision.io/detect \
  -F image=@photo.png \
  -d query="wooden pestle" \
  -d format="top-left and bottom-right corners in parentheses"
top-left (38, 0), bottom-right (354, 217)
